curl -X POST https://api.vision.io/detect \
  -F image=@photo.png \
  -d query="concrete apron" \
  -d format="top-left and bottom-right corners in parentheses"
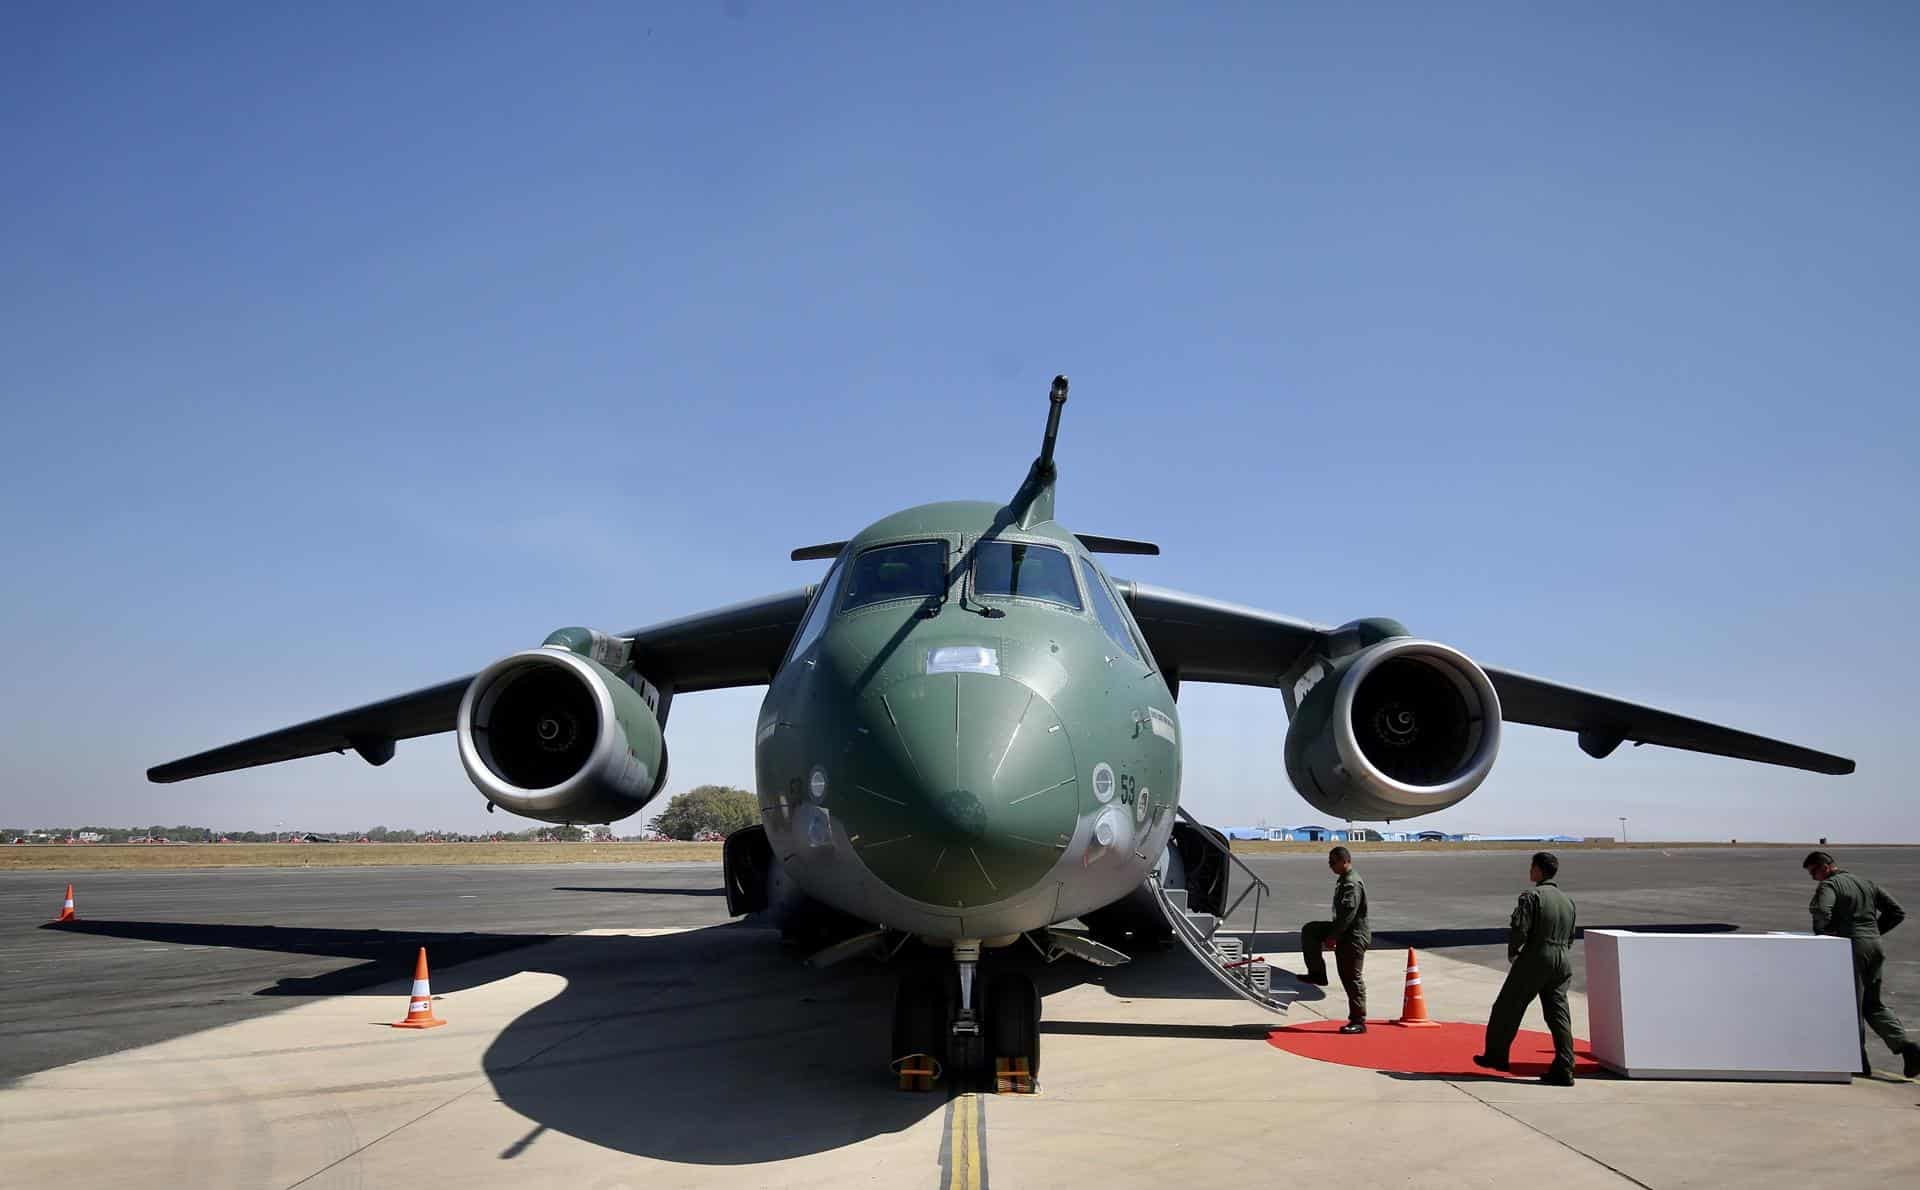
top-left (2, 925), bottom-right (1913, 1190)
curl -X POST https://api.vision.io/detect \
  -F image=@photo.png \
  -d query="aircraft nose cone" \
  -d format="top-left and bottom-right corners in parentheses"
top-left (838, 672), bottom-right (1078, 908)
top-left (929, 787), bottom-right (989, 842)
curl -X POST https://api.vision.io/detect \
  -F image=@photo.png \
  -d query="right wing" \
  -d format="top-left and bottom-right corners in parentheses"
top-left (147, 587), bottom-right (814, 784)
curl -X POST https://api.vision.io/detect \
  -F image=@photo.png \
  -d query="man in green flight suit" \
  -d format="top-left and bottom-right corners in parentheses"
top-left (1803, 850), bottom-right (1920, 1079)
top-left (1300, 844), bottom-right (1370, 1034)
top-left (1474, 851), bottom-right (1577, 1085)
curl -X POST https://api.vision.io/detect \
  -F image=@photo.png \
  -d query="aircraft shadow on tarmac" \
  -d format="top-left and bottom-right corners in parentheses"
top-left (43, 916), bottom-right (1301, 1164)
top-left (39, 915), bottom-right (1735, 1163)
top-left (43, 919), bottom-right (553, 997)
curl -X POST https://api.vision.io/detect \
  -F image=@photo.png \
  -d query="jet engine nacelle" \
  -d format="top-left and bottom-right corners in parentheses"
top-left (456, 640), bottom-right (668, 825)
top-left (1284, 636), bottom-right (1501, 822)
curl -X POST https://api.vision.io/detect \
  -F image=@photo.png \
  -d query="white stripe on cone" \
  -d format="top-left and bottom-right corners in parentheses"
top-left (411, 979), bottom-right (431, 997)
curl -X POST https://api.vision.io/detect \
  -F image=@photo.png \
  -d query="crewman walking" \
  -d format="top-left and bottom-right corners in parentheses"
top-left (1474, 851), bottom-right (1577, 1085)
top-left (1803, 850), bottom-right (1920, 1079)
top-left (1300, 844), bottom-right (1370, 1033)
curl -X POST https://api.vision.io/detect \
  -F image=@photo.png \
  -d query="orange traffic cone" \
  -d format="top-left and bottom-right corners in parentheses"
top-left (53, 883), bottom-right (77, 923)
top-left (391, 947), bottom-right (447, 1029)
top-left (1392, 948), bottom-right (1440, 1028)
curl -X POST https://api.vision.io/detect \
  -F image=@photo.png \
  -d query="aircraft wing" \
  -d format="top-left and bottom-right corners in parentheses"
top-left (1119, 583), bottom-right (1329, 686)
top-left (147, 587), bottom-right (814, 783)
top-left (1118, 582), bottom-right (1854, 777)
top-left (1474, 667), bottom-right (1853, 775)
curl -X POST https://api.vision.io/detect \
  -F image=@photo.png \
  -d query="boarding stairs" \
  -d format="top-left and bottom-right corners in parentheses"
top-left (1147, 808), bottom-right (1289, 1012)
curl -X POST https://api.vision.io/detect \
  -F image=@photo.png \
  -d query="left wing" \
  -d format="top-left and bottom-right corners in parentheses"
top-left (1476, 667), bottom-right (1853, 775)
top-left (1118, 582), bottom-right (1854, 777)
top-left (147, 587), bottom-right (813, 783)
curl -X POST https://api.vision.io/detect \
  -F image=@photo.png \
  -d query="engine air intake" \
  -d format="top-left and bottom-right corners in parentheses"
top-left (1285, 638), bottom-right (1501, 822)
top-left (456, 646), bottom-right (668, 825)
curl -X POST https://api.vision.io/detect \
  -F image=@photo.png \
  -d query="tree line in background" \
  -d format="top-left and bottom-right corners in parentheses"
top-left (648, 785), bottom-right (757, 840)
top-left (4, 784), bottom-right (761, 844)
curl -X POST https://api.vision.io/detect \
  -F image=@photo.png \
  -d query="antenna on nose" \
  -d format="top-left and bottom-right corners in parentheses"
top-left (1010, 374), bottom-right (1068, 530)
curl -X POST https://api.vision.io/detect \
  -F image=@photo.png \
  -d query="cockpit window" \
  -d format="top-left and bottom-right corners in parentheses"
top-left (784, 555), bottom-right (846, 663)
top-left (840, 541), bottom-right (948, 611)
top-left (1079, 556), bottom-right (1141, 661)
top-left (973, 541), bottom-right (1082, 610)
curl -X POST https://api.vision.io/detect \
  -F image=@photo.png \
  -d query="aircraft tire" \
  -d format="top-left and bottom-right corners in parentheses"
top-left (890, 968), bottom-right (950, 1084)
top-left (986, 970), bottom-right (1041, 1085)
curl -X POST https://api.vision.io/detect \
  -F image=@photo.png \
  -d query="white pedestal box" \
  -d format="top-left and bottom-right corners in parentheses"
top-left (1583, 930), bottom-right (1858, 1081)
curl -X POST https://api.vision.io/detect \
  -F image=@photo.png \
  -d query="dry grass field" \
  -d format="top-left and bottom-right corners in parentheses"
top-left (0, 841), bottom-right (724, 871)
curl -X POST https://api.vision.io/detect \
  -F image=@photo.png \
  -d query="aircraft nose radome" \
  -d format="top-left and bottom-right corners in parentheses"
top-left (839, 672), bottom-right (1078, 909)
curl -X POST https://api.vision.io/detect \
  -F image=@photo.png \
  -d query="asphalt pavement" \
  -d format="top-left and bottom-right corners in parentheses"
top-left (3, 846), bottom-right (1916, 1087)
top-left (0, 862), bottom-right (732, 1084)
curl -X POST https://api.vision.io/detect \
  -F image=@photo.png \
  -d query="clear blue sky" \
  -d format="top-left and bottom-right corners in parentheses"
top-left (3, 4), bottom-right (1914, 840)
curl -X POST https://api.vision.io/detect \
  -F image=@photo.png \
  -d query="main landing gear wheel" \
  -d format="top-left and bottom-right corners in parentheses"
top-left (986, 971), bottom-right (1040, 1093)
top-left (948, 1023), bottom-right (987, 1089)
top-left (890, 968), bottom-right (948, 1092)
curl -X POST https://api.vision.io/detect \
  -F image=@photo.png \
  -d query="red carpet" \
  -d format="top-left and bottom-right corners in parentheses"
top-left (1267, 1020), bottom-right (1603, 1078)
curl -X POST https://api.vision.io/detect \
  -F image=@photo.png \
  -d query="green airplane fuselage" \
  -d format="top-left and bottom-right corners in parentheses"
top-left (754, 501), bottom-right (1181, 944)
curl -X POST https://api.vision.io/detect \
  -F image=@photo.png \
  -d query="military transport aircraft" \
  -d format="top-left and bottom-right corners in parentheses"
top-left (150, 377), bottom-right (1852, 1090)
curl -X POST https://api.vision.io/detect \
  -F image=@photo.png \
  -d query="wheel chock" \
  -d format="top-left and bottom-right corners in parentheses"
top-left (994, 1056), bottom-right (1036, 1095)
top-left (894, 1058), bottom-right (939, 1092)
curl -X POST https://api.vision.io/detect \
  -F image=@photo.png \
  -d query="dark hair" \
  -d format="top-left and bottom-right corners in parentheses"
top-left (1531, 851), bottom-right (1559, 879)
top-left (1328, 845), bottom-right (1351, 864)
top-left (1803, 850), bottom-right (1835, 870)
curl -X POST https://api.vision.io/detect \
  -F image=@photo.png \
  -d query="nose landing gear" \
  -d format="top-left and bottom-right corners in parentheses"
top-left (888, 942), bottom-right (1041, 1093)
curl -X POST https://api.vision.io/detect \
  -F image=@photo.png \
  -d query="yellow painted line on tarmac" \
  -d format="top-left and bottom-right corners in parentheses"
top-left (942, 1090), bottom-right (986, 1190)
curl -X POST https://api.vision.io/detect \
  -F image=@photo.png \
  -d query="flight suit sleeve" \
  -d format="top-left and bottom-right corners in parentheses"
top-left (1809, 881), bottom-right (1836, 935)
top-left (1329, 879), bottom-right (1360, 940)
top-left (1508, 891), bottom-right (1535, 961)
top-left (1875, 886), bottom-right (1906, 935)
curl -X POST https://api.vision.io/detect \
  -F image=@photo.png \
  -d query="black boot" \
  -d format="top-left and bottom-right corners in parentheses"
top-left (1471, 1054), bottom-right (1510, 1072)
top-left (1338, 1021), bottom-right (1367, 1034)
top-left (1540, 1068), bottom-right (1575, 1087)
top-left (1903, 1044), bottom-right (1920, 1080)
